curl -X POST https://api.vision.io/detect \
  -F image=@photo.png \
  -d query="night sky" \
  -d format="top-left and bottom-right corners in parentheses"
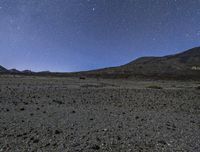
top-left (0, 0), bottom-right (200, 72)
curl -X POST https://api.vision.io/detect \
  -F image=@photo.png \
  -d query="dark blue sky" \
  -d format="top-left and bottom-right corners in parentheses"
top-left (0, 0), bottom-right (200, 72)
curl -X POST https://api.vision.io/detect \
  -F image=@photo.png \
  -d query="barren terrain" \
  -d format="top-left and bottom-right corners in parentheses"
top-left (0, 75), bottom-right (200, 152)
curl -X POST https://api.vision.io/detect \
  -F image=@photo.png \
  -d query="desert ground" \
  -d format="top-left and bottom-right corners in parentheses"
top-left (0, 75), bottom-right (200, 152)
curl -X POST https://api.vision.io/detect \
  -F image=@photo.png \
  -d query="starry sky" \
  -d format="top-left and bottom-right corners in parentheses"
top-left (0, 0), bottom-right (200, 72)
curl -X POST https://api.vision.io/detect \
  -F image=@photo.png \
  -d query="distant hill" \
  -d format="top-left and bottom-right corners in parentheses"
top-left (21, 70), bottom-right (34, 74)
top-left (9, 69), bottom-right (21, 73)
top-left (0, 65), bottom-right (7, 72)
top-left (1, 47), bottom-right (200, 80)
top-left (81, 47), bottom-right (200, 79)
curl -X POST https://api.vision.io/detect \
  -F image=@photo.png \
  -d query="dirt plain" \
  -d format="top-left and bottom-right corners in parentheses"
top-left (0, 75), bottom-right (200, 152)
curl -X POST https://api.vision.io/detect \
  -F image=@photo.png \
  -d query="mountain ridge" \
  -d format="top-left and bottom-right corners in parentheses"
top-left (79, 47), bottom-right (200, 79)
top-left (0, 47), bottom-right (200, 80)
top-left (0, 65), bottom-right (7, 72)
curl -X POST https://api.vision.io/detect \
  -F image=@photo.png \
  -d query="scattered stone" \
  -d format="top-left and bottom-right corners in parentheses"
top-left (55, 130), bottom-right (62, 134)
top-left (71, 110), bottom-right (76, 114)
top-left (158, 140), bottom-right (167, 145)
top-left (45, 143), bottom-right (50, 147)
top-left (20, 108), bottom-right (25, 111)
top-left (52, 99), bottom-right (64, 105)
top-left (90, 144), bottom-right (100, 150)
top-left (117, 136), bottom-right (121, 140)
top-left (33, 139), bottom-right (39, 143)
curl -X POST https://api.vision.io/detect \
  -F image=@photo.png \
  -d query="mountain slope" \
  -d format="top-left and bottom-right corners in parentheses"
top-left (82, 47), bottom-right (200, 79)
top-left (120, 47), bottom-right (200, 74)
top-left (0, 65), bottom-right (7, 72)
top-left (9, 69), bottom-right (21, 73)
top-left (1, 47), bottom-right (200, 80)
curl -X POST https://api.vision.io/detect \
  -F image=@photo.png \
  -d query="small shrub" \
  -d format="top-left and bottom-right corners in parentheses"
top-left (147, 85), bottom-right (163, 89)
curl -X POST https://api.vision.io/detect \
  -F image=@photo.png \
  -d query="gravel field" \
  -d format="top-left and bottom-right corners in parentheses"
top-left (0, 75), bottom-right (200, 152)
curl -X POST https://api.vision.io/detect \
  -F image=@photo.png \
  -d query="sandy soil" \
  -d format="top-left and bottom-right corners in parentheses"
top-left (0, 75), bottom-right (200, 152)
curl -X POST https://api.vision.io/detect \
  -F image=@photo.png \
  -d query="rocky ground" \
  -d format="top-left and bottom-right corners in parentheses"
top-left (0, 75), bottom-right (200, 152)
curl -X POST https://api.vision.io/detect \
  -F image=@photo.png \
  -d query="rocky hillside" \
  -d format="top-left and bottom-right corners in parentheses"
top-left (81, 47), bottom-right (200, 79)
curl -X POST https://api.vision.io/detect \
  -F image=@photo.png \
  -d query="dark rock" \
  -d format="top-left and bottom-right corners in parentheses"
top-left (71, 110), bottom-right (76, 114)
top-left (90, 144), bottom-right (100, 150)
top-left (158, 140), bottom-right (167, 145)
top-left (55, 130), bottom-right (62, 134)
top-left (33, 139), bottom-right (39, 143)
top-left (20, 108), bottom-right (25, 111)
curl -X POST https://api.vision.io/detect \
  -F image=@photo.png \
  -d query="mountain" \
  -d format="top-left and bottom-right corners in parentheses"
top-left (0, 68), bottom-right (32, 74)
top-left (38, 71), bottom-right (51, 73)
top-left (81, 47), bottom-right (200, 79)
top-left (21, 70), bottom-right (34, 74)
top-left (1, 47), bottom-right (200, 80)
top-left (9, 69), bottom-right (21, 73)
top-left (0, 65), bottom-right (8, 72)
top-left (121, 47), bottom-right (200, 74)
